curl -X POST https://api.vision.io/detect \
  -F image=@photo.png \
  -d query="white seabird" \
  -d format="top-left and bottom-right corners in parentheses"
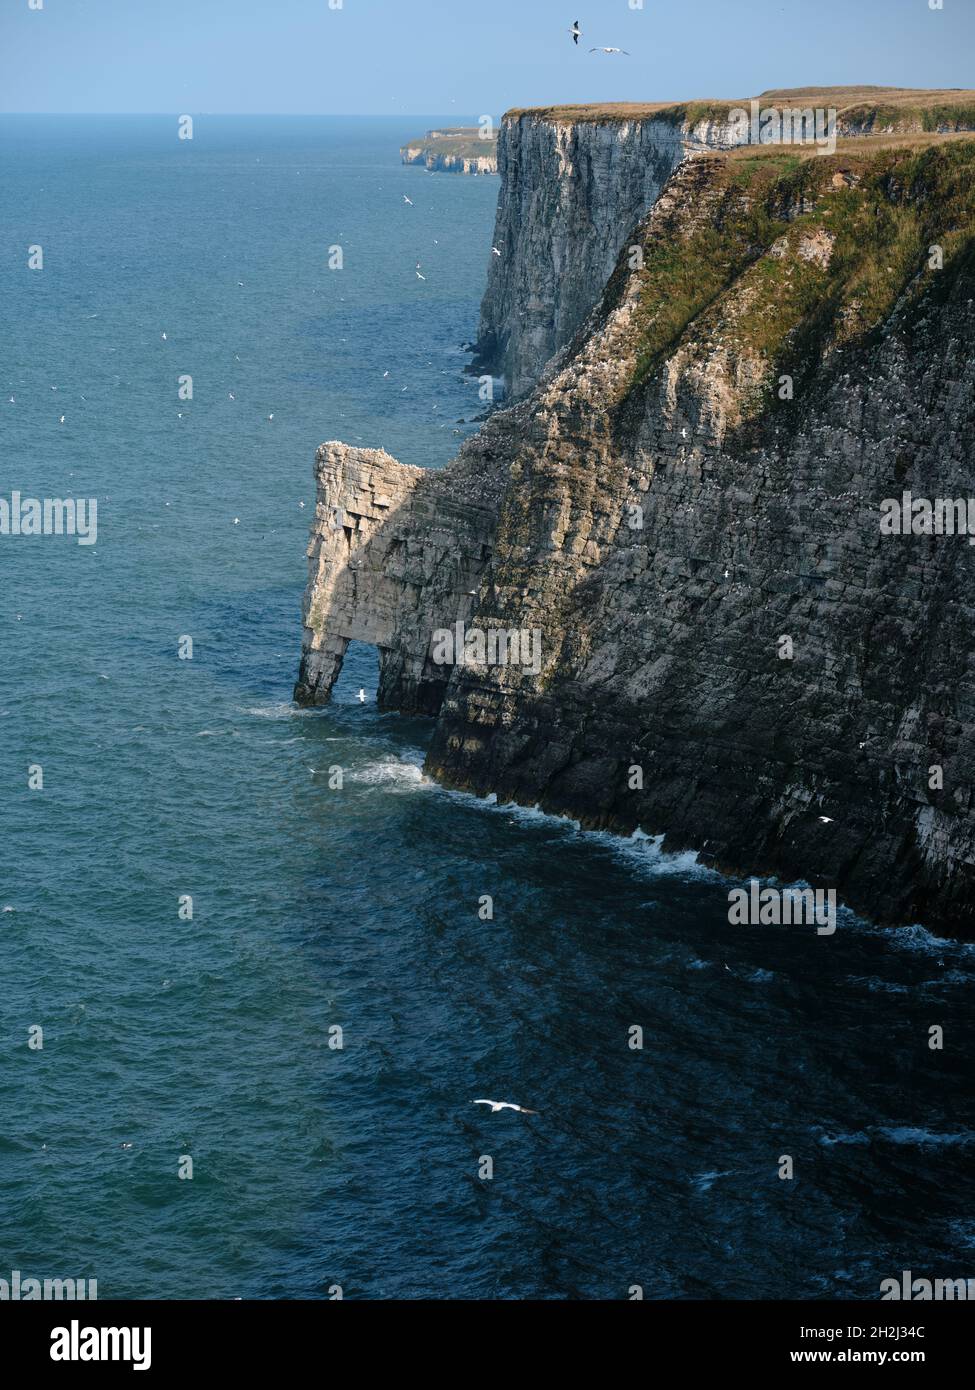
top-left (473, 1099), bottom-right (539, 1114)
top-left (590, 46), bottom-right (629, 55)
top-left (568, 20), bottom-right (582, 45)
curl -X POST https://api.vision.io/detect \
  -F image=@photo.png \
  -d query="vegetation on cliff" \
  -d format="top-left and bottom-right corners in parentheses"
top-left (401, 128), bottom-right (498, 172)
top-left (506, 87), bottom-right (975, 130)
top-left (628, 136), bottom-right (975, 422)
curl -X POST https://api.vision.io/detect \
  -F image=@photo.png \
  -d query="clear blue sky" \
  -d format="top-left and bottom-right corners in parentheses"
top-left (1, 0), bottom-right (971, 116)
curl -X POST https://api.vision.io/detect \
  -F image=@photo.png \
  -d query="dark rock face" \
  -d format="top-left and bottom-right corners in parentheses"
top-left (297, 140), bottom-right (975, 935)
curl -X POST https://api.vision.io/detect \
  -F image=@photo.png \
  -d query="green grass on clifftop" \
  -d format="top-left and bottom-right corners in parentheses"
top-left (505, 87), bottom-right (975, 130)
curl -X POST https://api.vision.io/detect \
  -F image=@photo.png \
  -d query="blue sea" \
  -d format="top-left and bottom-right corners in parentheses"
top-left (1, 115), bottom-right (973, 1301)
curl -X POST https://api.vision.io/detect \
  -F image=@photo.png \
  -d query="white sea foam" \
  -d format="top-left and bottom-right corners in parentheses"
top-left (350, 752), bottom-right (430, 789)
top-left (693, 1169), bottom-right (736, 1193)
top-left (418, 776), bottom-right (720, 882)
top-left (609, 829), bottom-right (718, 881)
top-left (241, 701), bottom-right (316, 720)
top-left (879, 1126), bottom-right (975, 1148)
top-left (818, 1126), bottom-right (975, 1148)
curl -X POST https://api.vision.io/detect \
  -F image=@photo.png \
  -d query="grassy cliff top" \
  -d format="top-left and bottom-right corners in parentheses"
top-left (401, 128), bottom-right (497, 158)
top-left (505, 86), bottom-right (975, 131)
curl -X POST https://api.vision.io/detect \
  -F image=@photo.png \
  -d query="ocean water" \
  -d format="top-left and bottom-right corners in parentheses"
top-left (1, 115), bottom-right (973, 1301)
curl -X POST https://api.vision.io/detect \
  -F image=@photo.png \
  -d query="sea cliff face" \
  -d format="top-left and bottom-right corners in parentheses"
top-left (471, 112), bottom-right (733, 399)
top-left (297, 104), bottom-right (975, 935)
top-left (401, 128), bottom-right (498, 175)
top-left (474, 90), bottom-right (975, 400)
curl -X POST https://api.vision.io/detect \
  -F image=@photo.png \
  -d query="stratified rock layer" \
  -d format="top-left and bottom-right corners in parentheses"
top-left (294, 443), bottom-right (501, 714)
top-left (472, 113), bottom-right (715, 399)
top-left (297, 134), bottom-right (975, 935)
top-left (475, 89), bottom-right (975, 399)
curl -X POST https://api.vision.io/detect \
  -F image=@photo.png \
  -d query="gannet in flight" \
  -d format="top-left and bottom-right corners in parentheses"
top-left (568, 20), bottom-right (582, 45)
top-left (403, 195), bottom-right (414, 206)
top-left (590, 46), bottom-right (629, 55)
top-left (818, 816), bottom-right (835, 824)
top-left (492, 246), bottom-right (502, 256)
top-left (473, 1099), bottom-right (539, 1114)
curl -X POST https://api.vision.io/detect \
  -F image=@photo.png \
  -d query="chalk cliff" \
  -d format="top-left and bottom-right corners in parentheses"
top-left (471, 110), bottom-right (729, 399)
top-left (401, 128), bottom-right (498, 176)
top-left (297, 100), bottom-right (975, 934)
top-left (474, 88), bottom-right (975, 399)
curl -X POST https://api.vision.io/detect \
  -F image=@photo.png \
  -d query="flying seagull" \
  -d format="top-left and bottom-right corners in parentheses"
top-left (492, 246), bottom-right (502, 256)
top-left (590, 46), bottom-right (629, 55)
top-left (818, 816), bottom-right (834, 824)
top-left (568, 20), bottom-right (582, 45)
top-left (473, 1099), bottom-right (539, 1114)
top-left (403, 195), bottom-right (414, 206)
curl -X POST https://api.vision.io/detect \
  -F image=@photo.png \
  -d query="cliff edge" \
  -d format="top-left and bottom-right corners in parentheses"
top-left (473, 87), bottom-right (975, 398)
top-left (296, 103), bottom-right (975, 935)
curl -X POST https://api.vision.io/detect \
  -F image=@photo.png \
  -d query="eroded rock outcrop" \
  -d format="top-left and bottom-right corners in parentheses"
top-left (294, 442), bottom-right (502, 714)
top-left (297, 124), bottom-right (975, 933)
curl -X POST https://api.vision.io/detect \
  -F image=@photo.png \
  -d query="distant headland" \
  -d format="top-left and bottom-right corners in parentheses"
top-left (400, 127), bottom-right (498, 175)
